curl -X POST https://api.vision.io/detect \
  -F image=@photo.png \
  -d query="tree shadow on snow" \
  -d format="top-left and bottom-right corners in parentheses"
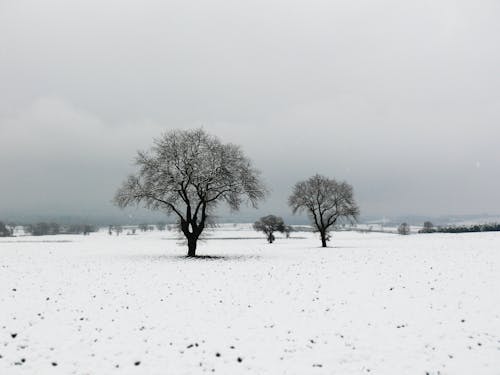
top-left (328, 246), bottom-right (358, 249)
top-left (126, 253), bottom-right (262, 263)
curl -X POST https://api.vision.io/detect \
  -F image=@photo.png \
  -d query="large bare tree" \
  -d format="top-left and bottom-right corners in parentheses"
top-left (288, 174), bottom-right (359, 247)
top-left (114, 128), bottom-right (266, 256)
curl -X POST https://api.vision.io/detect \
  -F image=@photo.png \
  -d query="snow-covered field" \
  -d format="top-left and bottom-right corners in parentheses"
top-left (1, 227), bottom-right (499, 375)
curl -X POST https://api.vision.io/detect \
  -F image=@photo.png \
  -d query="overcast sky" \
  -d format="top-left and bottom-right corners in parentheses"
top-left (1, 0), bottom-right (499, 222)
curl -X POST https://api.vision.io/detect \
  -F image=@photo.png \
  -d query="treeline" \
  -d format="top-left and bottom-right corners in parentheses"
top-left (419, 222), bottom-right (500, 234)
top-left (1, 220), bottom-right (172, 237)
top-left (0, 221), bottom-right (98, 237)
top-left (26, 223), bottom-right (97, 236)
top-left (25, 222), bottom-right (61, 236)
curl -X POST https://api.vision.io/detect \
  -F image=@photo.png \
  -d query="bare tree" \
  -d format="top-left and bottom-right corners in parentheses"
top-left (113, 225), bottom-right (123, 236)
top-left (0, 221), bottom-right (12, 237)
top-left (138, 223), bottom-right (149, 232)
top-left (114, 128), bottom-right (266, 257)
top-left (419, 221), bottom-right (435, 233)
top-left (156, 221), bottom-right (167, 231)
top-left (253, 215), bottom-right (285, 243)
top-left (288, 174), bottom-right (359, 247)
top-left (25, 222), bottom-right (60, 236)
top-left (397, 222), bottom-right (410, 235)
top-left (283, 225), bottom-right (293, 238)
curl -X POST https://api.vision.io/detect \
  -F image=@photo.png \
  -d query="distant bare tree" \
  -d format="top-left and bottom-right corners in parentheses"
top-left (419, 221), bottom-right (435, 233)
top-left (284, 225), bottom-right (293, 238)
top-left (26, 222), bottom-right (60, 236)
top-left (83, 225), bottom-right (94, 235)
top-left (398, 222), bottom-right (410, 235)
top-left (0, 221), bottom-right (12, 237)
top-left (253, 215), bottom-right (285, 243)
top-left (114, 128), bottom-right (266, 257)
top-left (156, 222), bottom-right (167, 231)
top-left (113, 225), bottom-right (123, 236)
top-left (7, 222), bottom-right (16, 236)
top-left (289, 174), bottom-right (359, 247)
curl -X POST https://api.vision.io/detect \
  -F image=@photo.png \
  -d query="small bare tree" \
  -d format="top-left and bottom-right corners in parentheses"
top-left (0, 221), bottom-right (12, 237)
top-left (253, 215), bottom-right (285, 243)
top-left (113, 225), bottom-right (123, 236)
top-left (156, 221), bottom-right (167, 231)
top-left (419, 221), bottom-right (435, 233)
top-left (114, 128), bottom-right (266, 257)
top-left (288, 174), bottom-right (359, 247)
top-left (398, 222), bottom-right (410, 235)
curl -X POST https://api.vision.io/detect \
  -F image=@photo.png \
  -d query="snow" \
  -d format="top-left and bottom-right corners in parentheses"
top-left (1, 228), bottom-right (499, 374)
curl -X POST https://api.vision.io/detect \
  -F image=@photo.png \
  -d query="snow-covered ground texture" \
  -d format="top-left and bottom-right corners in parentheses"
top-left (1, 227), bottom-right (500, 375)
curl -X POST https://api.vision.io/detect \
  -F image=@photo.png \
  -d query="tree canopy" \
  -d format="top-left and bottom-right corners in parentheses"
top-left (114, 128), bottom-right (266, 256)
top-left (289, 174), bottom-right (359, 247)
top-left (253, 215), bottom-right (286, 243)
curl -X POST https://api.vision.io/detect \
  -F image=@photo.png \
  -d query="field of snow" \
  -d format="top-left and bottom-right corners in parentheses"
top-left (1, 226), bottom-right (499, 375)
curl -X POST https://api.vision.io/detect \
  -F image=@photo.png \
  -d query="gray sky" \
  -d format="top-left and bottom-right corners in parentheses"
top-left (1, 0), bottom-right (499, 221)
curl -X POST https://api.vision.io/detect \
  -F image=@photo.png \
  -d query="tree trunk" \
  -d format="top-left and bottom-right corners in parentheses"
top-left (320, 231), bottom-right (327, 247)
top-left (187, 236), bottom-right (197, 257)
